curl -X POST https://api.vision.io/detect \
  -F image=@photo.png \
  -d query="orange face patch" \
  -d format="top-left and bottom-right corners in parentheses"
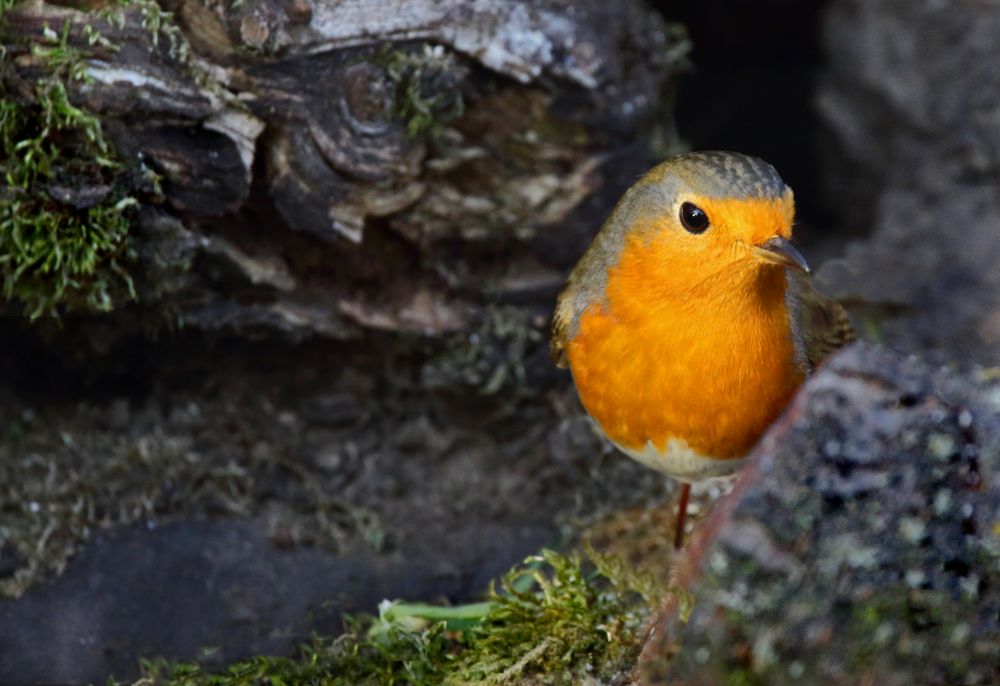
top-left (691, 193), bottom-right (796, 245)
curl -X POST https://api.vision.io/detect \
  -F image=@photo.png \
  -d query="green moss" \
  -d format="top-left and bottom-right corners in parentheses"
top-left (123, 547), bottom-right (664, 686)
top-left (724, 668), bottom-right (768, 686)
top-left (0, 19), bottom-right (138, 318)
top-left (421, 306), bottom-right (543, 395)
top-left (380, 43), bottom-right (466, 139)
top-left (100, 0), bottom-right (187, 60)
top-left (860, 311), bottom-right (884, 343)
top-left (136, 620), bottom-right (453, 686)
top-left (140, 617), bottom-right (453, 686)
top-left (453, 547), bottom-right (661, 684)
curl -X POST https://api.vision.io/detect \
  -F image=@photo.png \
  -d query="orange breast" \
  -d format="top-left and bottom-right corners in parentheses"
top-left (566, 234), bottom-right (804, 461)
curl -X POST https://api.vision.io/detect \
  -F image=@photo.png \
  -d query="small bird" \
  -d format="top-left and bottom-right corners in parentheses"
top-left (551, 151), bottom-right (854, 548)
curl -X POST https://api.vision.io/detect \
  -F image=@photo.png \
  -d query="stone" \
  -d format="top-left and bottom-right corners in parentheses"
top-left (641, 343), bottom-right (1000, 686)
top-left (815, 0), bottom-right (1000, 367)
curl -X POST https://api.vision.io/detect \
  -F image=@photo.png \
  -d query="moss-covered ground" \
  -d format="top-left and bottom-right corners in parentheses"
top-left (123, 544), bottom-right (667, 686)
top-left (0, 397), bottom-right (381, 598)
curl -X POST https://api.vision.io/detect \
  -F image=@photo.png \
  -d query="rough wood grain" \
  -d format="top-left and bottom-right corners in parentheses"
top-left (1, 0), bottom-right (686, 357)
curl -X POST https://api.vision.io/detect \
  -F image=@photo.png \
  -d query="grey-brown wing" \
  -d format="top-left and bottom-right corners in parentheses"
top-left (549, 283), bottom-right (575, 369)
top-left (787, 270), bottom-right (856, 371)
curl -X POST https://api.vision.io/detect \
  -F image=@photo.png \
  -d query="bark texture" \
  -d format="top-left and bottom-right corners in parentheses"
top-left (2, 0), bottom-right (686, 343)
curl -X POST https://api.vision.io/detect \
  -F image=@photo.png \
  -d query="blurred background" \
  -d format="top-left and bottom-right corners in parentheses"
top-left (1, 0), bottom-right (999, 683)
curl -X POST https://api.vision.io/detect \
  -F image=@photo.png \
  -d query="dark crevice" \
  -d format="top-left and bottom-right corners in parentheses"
top-left (651, 0), bottom-right (841, 248)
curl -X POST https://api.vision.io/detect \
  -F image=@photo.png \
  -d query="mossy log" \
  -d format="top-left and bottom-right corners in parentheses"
top-left (0, 0), bottom-right (687, 344)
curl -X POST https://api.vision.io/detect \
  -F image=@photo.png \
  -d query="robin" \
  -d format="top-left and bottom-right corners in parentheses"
top-left (551, 151), bottom-right (854, 548)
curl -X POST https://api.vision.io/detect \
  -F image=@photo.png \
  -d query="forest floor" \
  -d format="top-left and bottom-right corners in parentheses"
top-left (0, 329), bottom-right (717, 684)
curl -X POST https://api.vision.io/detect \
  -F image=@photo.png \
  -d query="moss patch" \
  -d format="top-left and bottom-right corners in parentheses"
top-left (123, 546), bottom-right (664, 686)
top-left (380, 43), bottom-right (466, 139)
top-left (421, 305), bottom-right (543, 395)
top-left (0, 18), bottom-right (139, 318)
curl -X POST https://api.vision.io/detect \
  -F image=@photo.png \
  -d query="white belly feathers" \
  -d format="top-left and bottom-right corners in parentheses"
top-left (611, 435), bottom-right (746, 483)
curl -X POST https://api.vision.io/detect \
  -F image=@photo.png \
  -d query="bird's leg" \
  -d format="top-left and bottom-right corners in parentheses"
top-left (673, 482), bottom-right (691, 549)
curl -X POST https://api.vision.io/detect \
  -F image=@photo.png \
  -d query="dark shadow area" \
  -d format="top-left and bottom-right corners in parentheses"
top-left (652, 0), bottom-right (842, 247)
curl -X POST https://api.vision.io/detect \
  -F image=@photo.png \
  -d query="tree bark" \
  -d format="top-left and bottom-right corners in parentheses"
top-left (2, 0), bottom-right (686, 350)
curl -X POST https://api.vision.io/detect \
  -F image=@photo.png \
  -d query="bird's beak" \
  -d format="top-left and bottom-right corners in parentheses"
top-left (752, 236), bottom-right (810, 273)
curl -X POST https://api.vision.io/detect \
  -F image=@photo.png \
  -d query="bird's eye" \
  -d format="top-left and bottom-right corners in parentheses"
top-left (679, 202), bottom-right (709, 234)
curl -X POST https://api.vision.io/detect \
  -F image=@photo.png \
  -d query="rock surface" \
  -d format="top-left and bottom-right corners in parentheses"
top-left (642, 343), bottom-right (1000, 685)
top-left (815, 0), bottom-right (1000, 367)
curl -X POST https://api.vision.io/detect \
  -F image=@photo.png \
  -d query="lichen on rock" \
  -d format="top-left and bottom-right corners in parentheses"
top-left (644, 343), bottom-right (1000, 686)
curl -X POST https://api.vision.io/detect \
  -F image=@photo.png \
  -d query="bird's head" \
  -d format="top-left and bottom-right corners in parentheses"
top-left (603, 151), bottom-right (808, 294)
